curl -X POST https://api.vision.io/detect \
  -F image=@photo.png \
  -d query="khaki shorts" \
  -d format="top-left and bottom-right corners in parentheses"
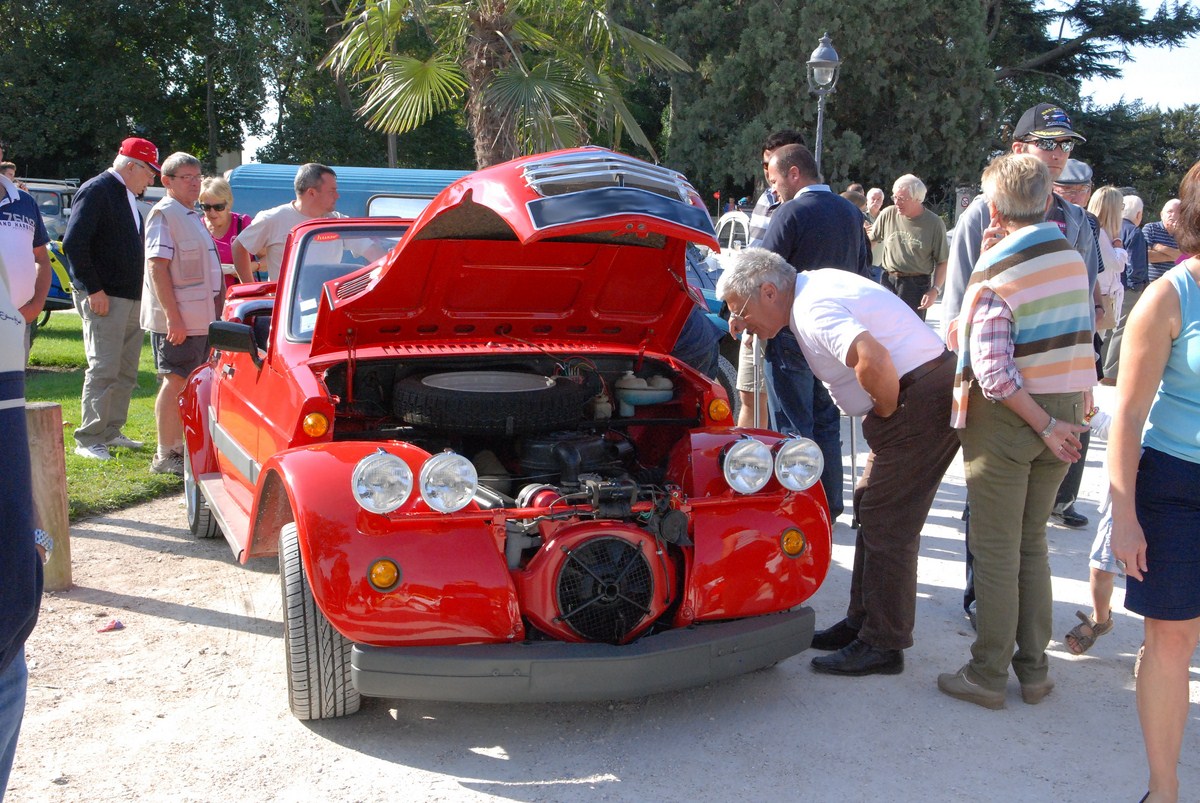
top-left (735, 333), bottom-right (767, 392)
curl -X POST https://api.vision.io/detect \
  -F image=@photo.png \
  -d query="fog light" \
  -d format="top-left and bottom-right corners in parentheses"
top-left (420, 451), bottom-right (478, 513)
top-left (774, 437), bottom-right (823, 491)
top-left (368, 558), bottom-right (400, 591)
top-left (302, 412), bottom-right (329, 438)
top-left (780, 528), bottom-right (807, 557)
top-left (708, 397), bottom-right (732, 422)
top-left (351, 450), bottom-right (413, 513)
top-left (722, 437), bottom-right (772, 494)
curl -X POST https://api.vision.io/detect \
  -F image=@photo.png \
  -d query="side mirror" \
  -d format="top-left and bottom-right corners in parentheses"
top-left (209, 321), bottom-right (263, 368)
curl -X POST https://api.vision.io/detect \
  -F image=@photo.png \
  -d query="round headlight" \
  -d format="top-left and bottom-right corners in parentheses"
top-left (722, 438), bottom-right (773, 494)
top-left (351, 451), bottom-right (413, 514)
top-left (774, 437), bottom-right (824, 491)
top-left (419, 451), bottom-right (478, 513)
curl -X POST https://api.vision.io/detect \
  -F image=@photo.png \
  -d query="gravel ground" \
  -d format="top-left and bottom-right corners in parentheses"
top-left (5, 383), bottom-right (1199, 803)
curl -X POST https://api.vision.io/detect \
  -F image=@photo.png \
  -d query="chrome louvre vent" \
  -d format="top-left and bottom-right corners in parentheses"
top-left (523, 150), bottom-right (695, 203)
top-left (335, 272), bottom-right (373, 300)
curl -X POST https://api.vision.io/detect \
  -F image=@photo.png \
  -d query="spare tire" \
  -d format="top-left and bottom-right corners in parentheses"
top-left (394, 371), bottom-right (597, 435)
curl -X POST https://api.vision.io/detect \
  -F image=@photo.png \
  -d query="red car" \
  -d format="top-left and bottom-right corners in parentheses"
top-left (181, 147), bottom-right (832, 720)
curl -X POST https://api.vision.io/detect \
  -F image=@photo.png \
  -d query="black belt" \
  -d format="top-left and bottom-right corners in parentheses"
top-left (899, 349), bottom-right (952, 391)
top-left (886, 270), bottom-right (931, 278)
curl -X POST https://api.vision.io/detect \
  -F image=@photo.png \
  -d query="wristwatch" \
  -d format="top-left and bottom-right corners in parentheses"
top-left (34, 528), bottom-right (53, 564)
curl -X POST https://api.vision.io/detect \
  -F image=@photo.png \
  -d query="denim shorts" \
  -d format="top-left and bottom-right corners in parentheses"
top-left (1124, 447), bottom-right (1200, 620)
top-left (1088, 492), bottom-right (1122, 575)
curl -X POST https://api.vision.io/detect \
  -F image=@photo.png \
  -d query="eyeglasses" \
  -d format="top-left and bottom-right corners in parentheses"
top-left (1023, 138), bottom-right (1075, 153)
top-left (198, 202), bottom-right (227, 212)
top-left (730, 291), bottom-right (756, 322)
top-left (167, 173), bottom-right (202, 182)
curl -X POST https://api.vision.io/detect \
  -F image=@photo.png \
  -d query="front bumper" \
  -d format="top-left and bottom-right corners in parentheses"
top-left (351, 607), bottom-right (814, 703)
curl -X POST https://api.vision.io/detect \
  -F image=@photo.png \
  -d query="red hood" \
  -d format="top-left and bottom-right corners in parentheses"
top-left (309, 148), bottom-right (719, 358)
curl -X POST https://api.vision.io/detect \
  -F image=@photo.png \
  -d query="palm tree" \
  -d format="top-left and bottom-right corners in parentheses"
top-left (323, 0), bottom-right (689, 167)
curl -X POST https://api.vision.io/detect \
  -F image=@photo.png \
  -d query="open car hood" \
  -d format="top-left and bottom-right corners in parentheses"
top-left (309, 148), bottom-right (720, 358)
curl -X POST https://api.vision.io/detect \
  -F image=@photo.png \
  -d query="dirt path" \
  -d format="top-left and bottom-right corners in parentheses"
top-left (6, 386), bottom-right (1199, 802)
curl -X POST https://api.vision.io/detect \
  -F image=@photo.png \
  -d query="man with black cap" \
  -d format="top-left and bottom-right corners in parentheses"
top-left (64, 136), bottom-right (160, 461)
top-left (941, 104), bottom-right (1100, 626)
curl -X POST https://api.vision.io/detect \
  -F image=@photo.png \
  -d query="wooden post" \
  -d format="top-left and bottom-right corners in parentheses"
top-left (25, 401), bottom-right (72, 591)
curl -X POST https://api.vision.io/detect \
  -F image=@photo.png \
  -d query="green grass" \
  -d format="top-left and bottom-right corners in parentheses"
top-left (27, 312), bottom-right (182, 521)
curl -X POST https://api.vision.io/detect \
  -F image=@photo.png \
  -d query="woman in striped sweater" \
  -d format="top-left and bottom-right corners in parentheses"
top-left (939, 153), bottom-right (1095, 710)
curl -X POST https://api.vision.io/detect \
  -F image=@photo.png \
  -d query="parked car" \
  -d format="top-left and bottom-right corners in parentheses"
top-left (714, 210), bottom-right (751, 250)
top-left (181, 147), bottom-right (832, 720)
top-left (23, 178), bottom-right (77, 240)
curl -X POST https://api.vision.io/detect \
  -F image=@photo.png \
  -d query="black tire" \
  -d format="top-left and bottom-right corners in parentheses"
top-left (279, 523), bottom-right (360, 720)
top-left (183, 441), bottom-right (220, 539)
top-left (394, 372), bottom-right (596, 435)
top-left (716, 355), bottom-right (741, 422)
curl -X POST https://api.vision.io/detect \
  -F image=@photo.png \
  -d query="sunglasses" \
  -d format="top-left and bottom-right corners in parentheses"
top-left (199, 202), bottom-right (227, 212)
top-left (1023, 138), bottom-right (1075, 153)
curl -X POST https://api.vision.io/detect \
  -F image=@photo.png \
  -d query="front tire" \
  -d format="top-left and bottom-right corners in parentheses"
top-left (183, 441), bottom-right (219, 539)
top-left (279, 523), bottom-right (361, 720)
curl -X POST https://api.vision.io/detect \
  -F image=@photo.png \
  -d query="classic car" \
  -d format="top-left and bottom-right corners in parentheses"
top-left (180, 147), bottom-right (832, 720)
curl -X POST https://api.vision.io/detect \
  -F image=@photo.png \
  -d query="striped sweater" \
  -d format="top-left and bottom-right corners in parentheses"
top-left (950, 221), bottom-right (1095, 428)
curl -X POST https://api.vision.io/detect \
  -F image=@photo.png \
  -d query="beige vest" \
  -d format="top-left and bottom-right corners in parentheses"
top-left (140, 197), bottom-right (221, 335)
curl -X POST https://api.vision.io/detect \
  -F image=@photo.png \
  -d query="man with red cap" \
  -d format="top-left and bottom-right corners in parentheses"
top-left (64, 137), bottom-right (160, 460)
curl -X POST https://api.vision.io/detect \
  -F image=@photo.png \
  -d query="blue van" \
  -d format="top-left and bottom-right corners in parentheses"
top-left (226, 163), bottom-right (470, 219)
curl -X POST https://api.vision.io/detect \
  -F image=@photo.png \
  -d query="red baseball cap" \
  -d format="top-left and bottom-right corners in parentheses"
top-left (118, 137), bottom-right (161, 171)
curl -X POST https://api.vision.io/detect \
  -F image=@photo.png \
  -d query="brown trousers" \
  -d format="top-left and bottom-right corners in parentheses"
top-left (845, 354), bottom-right (961, 650)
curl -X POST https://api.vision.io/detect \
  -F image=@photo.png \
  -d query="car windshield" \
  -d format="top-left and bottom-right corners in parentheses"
top-left (288, 225), bottom-right (406, 340)
top-left (31, 190), bottom-right (61, 216)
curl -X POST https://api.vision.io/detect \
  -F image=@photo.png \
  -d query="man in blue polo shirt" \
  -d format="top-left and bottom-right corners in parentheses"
top-left (0, 141), bottom-right (51, 363)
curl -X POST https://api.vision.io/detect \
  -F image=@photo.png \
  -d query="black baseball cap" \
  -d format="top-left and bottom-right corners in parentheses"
top-left (1013, 103), bottom-right (1086, 142)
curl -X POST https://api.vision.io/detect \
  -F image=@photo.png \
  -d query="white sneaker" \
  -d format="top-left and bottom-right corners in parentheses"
top-left (150, 451), bottom-right (185, 476)
top-left (106, 432), bottom-right (145, 450)
top-left (74, 443), bottom-right (112, 460)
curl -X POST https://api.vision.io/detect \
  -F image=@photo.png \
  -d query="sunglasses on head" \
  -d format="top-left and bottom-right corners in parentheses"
top-left (199, 202), bottom-right (227, 212)
top-left (1024, 138), bottom-right (1075, 153)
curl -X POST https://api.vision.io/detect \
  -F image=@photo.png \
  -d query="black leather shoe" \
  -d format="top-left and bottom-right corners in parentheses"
top-left (810, 618), bottom-right (860, 651)
top-left (1049, 504), bottom-right (1089, 529)
top-left (811, 639), bottom-right (904, 676)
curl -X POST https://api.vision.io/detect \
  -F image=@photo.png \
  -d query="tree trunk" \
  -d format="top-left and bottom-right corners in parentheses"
top-left (464, 4), bottom-right (517, 167)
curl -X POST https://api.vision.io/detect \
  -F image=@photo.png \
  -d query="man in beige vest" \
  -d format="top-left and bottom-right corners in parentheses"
top-left (140, 152), bottom-right (222, 475)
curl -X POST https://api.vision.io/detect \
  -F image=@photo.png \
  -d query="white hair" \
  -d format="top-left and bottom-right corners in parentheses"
top-left (715, 247), bottom-right (796, 303)
top-left (892, 174), bottom-right (927, 203)
top-left (1122, 194), bottom-right (1144, 222)
top-left (113, 154), bottom-right (137, 171)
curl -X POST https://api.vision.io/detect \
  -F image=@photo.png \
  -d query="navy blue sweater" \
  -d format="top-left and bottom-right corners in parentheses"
top-left (761, 188), bottom-right (870, 277)
top-left (63, 170), bottom-right (145, 299)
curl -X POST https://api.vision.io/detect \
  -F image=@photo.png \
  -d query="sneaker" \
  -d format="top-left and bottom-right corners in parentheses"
top-left (937, 665), bottom-right (1006, 710)
top-left (150, 451), bottom-right (185, 476)
top-left (106, 432), bottom-right (145, 450)
top-left (1020, 677), bottom-right (1055, 705)
top-left (74, 443), bottom-right (112, 461)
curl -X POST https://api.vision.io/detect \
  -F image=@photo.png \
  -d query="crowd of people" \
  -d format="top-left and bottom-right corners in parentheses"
top-left (1, 102), bottom-right (1196, 800)
top-left (717, 102), bottom-right (1196, 803)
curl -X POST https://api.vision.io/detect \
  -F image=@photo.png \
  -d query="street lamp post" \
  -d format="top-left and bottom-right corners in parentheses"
top-left (806, 32), bottom-right (841, 180)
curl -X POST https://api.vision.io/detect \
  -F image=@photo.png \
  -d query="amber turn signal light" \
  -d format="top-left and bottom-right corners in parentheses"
top-left (368, 558), bottom-right (400, 592)
top-left (780, 528), bottom-right (807, 558)
top-left (708, 398), bottom-right (732, 422)
top-left (302, 412), bottom-right (329, 438)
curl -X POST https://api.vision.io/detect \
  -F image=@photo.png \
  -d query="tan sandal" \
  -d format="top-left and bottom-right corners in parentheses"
top-left (1065, 610), bottom-right (1114, 655)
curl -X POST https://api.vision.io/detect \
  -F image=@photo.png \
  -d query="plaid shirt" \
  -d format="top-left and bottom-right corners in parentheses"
top-left (968, 288), bottom-right (1021, 401)
top-left (747, 188), bottom-right (779, 246)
